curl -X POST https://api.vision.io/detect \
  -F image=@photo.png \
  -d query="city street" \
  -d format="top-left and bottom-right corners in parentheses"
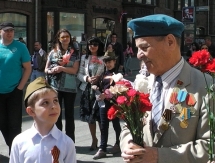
top-left (0, 66), bottom-right (140, 163)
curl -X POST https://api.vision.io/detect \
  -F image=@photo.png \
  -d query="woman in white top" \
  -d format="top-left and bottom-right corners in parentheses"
top-left (77, 37), bottom-right (105, 150)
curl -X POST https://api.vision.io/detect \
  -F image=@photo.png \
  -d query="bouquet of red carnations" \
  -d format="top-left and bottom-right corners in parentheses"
top-left (189, 49), bottom-right (215, 162)
top-left (106, 74), bottom-right (152, 147)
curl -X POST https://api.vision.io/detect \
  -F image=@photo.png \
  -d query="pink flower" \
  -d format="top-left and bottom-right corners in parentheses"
top-left (91, 56), bottom-right (102, 65)
top-left (116, 96), bottom-right (127, 105)
top-left (127, 89), bottom-right (137, 97)
top-left (104, 89), bottom-right (113, 99)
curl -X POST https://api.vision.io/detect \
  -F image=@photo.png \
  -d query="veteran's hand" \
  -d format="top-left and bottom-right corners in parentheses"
top-left (121, 141), bottom-right (158, 163)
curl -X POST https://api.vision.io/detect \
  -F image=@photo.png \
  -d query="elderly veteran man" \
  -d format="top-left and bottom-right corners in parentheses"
top-left (120, 14), bottom-right (213, 163)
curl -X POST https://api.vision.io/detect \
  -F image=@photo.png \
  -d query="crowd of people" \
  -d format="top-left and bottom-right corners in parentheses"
top-left (0, 13), bottom-right (215, 163)
top-left (185, 36), bottom-right (215, 62)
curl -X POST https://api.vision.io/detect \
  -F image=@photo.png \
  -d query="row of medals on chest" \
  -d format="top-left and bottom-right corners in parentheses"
top-left (159, 80), bottom-right (196, 131)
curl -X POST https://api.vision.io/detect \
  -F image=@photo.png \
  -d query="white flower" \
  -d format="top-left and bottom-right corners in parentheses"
top-left (134, 74), bottom-right (149, 94)
top-left (112, 73), bottom-right (123, 82)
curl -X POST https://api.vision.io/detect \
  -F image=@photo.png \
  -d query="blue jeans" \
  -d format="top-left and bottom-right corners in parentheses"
top-left (56, 91), bottom-right (76, 142)
top-left (0, 87), bottom-right (23, 153)
top-left (30, 69), bottom-right (45, 82)
top-left (99, 101), bottom-right (121, 152)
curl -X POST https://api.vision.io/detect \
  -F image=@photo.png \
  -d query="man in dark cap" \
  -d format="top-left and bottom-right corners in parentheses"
top-left (120, 14), bottom-right (212, 163)
top-left (0, 22), bottom-right (31, 154)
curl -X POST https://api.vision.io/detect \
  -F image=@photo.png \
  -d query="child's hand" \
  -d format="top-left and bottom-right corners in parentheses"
top-left (96, 93), bottom-right (106, 101)
top-left (91, 85), bottom-right (98, 90)
top-left (100, 93), bottom-right (106, 100)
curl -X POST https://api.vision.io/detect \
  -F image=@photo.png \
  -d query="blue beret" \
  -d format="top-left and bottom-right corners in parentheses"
top-left (127, 14), bottom-right (184, 38)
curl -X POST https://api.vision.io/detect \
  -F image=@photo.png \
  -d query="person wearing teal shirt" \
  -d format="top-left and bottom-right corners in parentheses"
top-left (0, 22), bottom-right (31, 154)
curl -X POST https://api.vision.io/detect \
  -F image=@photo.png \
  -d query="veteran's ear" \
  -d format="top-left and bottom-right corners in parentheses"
top-left (165, 34), bottom-right (177, 50)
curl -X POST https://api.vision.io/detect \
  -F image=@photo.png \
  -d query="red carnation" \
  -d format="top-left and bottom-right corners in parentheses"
top-left (116, 96), bottom-right (127, 105)
top-left (189, 50), bottom-right (211, 70)
top-left (205, 59), bottom-right (215, 73)
top-left (115, 80), bottom-right (132, 88)
top-left (107, 105), bottom-right (118, 120)
top-left (127, 89), bottom-right (137, 97)
top-left (140, 98), bottom-right (152, 112)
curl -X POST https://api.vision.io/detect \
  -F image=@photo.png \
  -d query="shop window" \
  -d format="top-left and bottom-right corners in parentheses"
top-left (0, 13), bottom-right (27, 43)
top-left (127, 18), bottom-right (133, 44)
top-left (175, 0), bottom-right (195, 10)
top-left (165, 0), bottom-right (171, 9)
top-left (46, 12), bottom-right (85, 52)
top-left (196, 27), bottom-right (205, 36)
top-left (59, 13), bottom-right (84, 43)
top-left (135, 0), bottom-right (156, 4)
top-left (47, 12), bottom-right (54, 51)
top-left (123, 0), bottom-right (156, 4)
top-left (92, 18), bottom-right (115, 43)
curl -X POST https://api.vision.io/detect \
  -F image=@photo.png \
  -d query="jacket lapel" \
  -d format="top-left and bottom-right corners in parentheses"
top-left (153, 61), bottom-right (192, 145)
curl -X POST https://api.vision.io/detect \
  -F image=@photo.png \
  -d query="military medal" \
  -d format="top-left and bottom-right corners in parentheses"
top-left (160, 122), bottom-right (169, 130)
top-left (170, 105), bottom-right (176, 113)
top-left (162, 109), bottom-right (172, 121)
top-left (180, 120), bottom-right (188, 128)
top-left (186, 93), bottom-right (196, 106)
top-left (175, 104), bottom-right (182, 113)
top-left (177, 80), bottom-right (183, 86)
top-left (186, 93), bottom-right (196, 115)
top-left (173, 87), bottom-right (180, 93)
top-left (170, 92), bottom-right (179, 105)
top-left (177, 90), bottom-right (188, 103)
top-left (190, 106), bottom-right (196, 114)
top-left (179, 108), bottom-right (185, 120)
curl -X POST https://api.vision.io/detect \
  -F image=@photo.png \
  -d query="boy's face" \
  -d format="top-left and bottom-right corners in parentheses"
top-left (27, 91), bottom-right (60, 126)
top-left (104, 59), bottom-right (116, 70)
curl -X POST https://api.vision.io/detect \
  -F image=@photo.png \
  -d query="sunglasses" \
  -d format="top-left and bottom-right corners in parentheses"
top-left (89, 42), bottom-right (99, 46)
top-left (201, 47), bottom-right (208, 50)
top-left (60, 36), bottom-right (70, 39)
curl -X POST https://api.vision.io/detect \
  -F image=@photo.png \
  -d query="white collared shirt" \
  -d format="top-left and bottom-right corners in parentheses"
top-left (9, 124), bottom-right (76, 163)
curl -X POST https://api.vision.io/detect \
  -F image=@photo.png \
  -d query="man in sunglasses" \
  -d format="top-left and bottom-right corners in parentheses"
top-left (0, 22), bottom-right (31, 154)
top-left (110, 32), bottom-right (124, 72)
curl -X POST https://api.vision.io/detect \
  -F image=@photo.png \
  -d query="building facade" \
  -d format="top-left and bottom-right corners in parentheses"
top-left (0, 0), bottom-right (213, 54)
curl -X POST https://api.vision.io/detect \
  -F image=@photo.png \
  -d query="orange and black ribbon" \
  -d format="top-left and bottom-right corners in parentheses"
top-left (51, 145), bottom-right (60, 163)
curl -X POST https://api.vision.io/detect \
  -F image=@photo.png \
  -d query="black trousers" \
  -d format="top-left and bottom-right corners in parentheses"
top-left (56, 91), bottom-right (76, 142)
top-left (0, 88), bottom-right (23, 153)
top-left (99, 102), bottom-right (121, 152)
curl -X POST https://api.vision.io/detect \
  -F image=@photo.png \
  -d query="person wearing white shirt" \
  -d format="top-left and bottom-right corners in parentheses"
top-left (9, 77), bottom-right (76, 163)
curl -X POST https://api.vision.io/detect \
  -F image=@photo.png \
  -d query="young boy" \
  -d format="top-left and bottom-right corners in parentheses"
top-left (9, 77), bottom-right (76, 163)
